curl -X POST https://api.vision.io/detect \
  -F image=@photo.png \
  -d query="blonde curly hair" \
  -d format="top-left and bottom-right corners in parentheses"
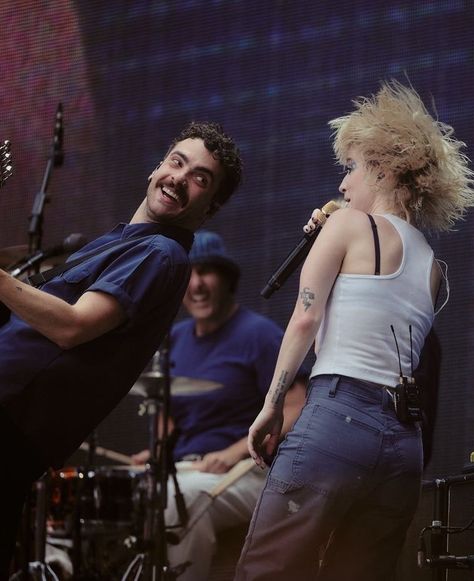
top-left (329, 80), bottom-right (474, 231)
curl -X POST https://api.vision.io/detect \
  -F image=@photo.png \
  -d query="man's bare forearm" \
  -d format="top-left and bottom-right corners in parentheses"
top-left (0, 270), bottom-right (125, 348)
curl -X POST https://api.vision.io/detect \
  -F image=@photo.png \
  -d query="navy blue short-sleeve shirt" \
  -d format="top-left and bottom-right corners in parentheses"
top-left (0, 222), bottom-right (192, 468)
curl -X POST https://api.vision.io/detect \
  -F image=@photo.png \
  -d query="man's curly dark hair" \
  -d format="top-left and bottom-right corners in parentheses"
top-left (169, 121), bottom-right (242, 216)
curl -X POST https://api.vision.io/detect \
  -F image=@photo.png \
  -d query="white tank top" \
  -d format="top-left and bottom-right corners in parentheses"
top-left (310, 214), bottom-right (434, 387)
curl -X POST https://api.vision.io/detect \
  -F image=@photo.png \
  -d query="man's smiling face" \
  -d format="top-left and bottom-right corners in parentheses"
top-left (183, 264), bottom-right (234, 325)
top-left (145, 138), bottom-right (223, 230)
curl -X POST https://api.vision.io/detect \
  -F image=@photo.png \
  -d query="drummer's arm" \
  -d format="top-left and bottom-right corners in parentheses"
top-left (193, 437), bottom-right (249, 474)
top-left (0, 270), bottom-right (126, 348)
top-left (281, 376), bottom-right (307, 434)
top-left (194, 378), bottom-right (307, 474)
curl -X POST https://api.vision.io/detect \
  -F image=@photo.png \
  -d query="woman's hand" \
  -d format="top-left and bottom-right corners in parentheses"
top-left (248, 404), bottom-right (284, 467)
top-left (303, 208), bottom-right (326, 234)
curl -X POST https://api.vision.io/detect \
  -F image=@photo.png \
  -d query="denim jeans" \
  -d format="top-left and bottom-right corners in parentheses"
top-left (235, 374), bottom-right (423, 581)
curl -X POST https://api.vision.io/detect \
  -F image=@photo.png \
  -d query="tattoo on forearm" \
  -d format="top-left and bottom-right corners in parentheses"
top-left (300, 287), bottom-right (314, 311)
top-left (15, 286), bottom-right (23, 293)
top-left (271, 370), bottom-right (289, 405)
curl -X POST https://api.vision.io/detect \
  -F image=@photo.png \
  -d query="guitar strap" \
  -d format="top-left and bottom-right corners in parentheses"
top-left (28, 220), bottom-right (194, 286)
top-left (0, 224), bottom-right (192, 326)
top-left (28, 235), bottom-right (148, 287)
top-left (0, 236), bottom-right (150, 327)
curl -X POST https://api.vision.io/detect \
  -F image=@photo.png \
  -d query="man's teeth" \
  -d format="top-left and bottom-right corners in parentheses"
top-left (191, 296), bottom-right (210, 305)
top-left (162, 186), bottom-right (180, 203)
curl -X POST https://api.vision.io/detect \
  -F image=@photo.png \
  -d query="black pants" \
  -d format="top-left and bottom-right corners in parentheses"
top-left (0, 408), bottom-right (46, 580)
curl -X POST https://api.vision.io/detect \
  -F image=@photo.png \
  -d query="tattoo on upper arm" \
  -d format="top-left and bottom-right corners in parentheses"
top-left (271, 370), bottom-right (289, 405)
top-left (300, 287), bottom-right (315, 311)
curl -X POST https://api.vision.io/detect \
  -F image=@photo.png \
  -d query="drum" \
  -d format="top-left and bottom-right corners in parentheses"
top-left (47, 465), bottom-right (144, 537)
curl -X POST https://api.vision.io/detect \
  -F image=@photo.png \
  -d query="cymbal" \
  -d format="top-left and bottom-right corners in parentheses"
top-left (0, 244), bottom-right (65, 270)
top-left (130, 372), bottom-right (222, 397)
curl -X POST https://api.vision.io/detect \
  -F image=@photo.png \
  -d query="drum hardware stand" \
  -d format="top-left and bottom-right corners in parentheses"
top-left (85, 429), bottom-right (98, 467)
top-left (121, 335), bottom-right (189, 580)
top-left (70, 431), bottom-right (97, 578)
top-left (166, 431), bottom-right (189, 534)
top-left (417, 474), bottom-right (474, 579)
top-left (69, 475), bottom-right (86, 580)
top-left (10, 474), bottom-right (60, 581)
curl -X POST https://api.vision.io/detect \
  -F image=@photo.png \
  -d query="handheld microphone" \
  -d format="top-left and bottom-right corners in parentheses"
top-left (10, 233), bottom-right (87, 278)
top-left (261, 200), bottom-right (341, 299)
top-left (53, 103), bottom-right (64, 167)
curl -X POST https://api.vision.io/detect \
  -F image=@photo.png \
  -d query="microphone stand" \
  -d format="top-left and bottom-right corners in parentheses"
top-left (28, 103), bottom-right (63, 259)
top-left (9, 106), bottom-right (64, 581)
top-left (28, 157), bottom-right (52, 257)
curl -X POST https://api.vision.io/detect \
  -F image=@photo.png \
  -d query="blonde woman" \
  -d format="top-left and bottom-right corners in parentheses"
top-left (235, 81), bottom-right (474, 581)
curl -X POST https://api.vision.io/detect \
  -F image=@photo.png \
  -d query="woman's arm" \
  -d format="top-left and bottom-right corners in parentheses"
top-left (248, 209), bottom-right (354, 464)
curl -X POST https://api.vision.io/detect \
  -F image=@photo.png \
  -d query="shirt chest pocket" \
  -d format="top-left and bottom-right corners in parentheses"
top-left (62, 267), bottom-right (91, 285)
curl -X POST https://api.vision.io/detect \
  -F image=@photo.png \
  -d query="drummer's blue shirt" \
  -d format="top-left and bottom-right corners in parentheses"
top-left (170, 306), bottom-right (296, 461)
top-left (0, 221), bottom-right (192, 468)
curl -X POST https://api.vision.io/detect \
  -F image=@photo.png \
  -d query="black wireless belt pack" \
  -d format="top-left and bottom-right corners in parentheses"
top-left (393, 376), bottom-right (422, 424)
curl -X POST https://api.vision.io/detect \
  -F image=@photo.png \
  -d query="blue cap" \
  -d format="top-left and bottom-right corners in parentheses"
top-left (189, 230), bottom-right (240, 283)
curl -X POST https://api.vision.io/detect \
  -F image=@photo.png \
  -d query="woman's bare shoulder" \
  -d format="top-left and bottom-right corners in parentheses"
top-left (324, 207), bottom-right (371, 231)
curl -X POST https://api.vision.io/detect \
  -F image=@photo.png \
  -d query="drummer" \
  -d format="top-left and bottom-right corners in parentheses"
top-left (132, 230), bottom-right (307, 581)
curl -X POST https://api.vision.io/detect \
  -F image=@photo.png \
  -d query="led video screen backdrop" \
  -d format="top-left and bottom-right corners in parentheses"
top-left (1, 0), bottom-right (473, 477)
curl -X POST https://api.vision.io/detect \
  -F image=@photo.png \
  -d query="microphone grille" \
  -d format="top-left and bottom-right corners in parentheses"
top-left (322, 200), bottom-right (342, 215)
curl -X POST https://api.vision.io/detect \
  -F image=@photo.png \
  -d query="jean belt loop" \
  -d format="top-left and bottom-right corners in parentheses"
top-left (328, 375), bottom-right (340, 398)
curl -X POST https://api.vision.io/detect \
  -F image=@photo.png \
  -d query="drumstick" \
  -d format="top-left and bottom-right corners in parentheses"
top-left (207, 458), bottom-right (255, 498)
top-left (79, 442), bottom-right (134, 465)
top-left (178, 458), bottom-right (256, 539)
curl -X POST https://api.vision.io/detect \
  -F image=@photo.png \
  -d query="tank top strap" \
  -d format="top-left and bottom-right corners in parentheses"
top-left (367, 214), bottom-right (380, 276)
